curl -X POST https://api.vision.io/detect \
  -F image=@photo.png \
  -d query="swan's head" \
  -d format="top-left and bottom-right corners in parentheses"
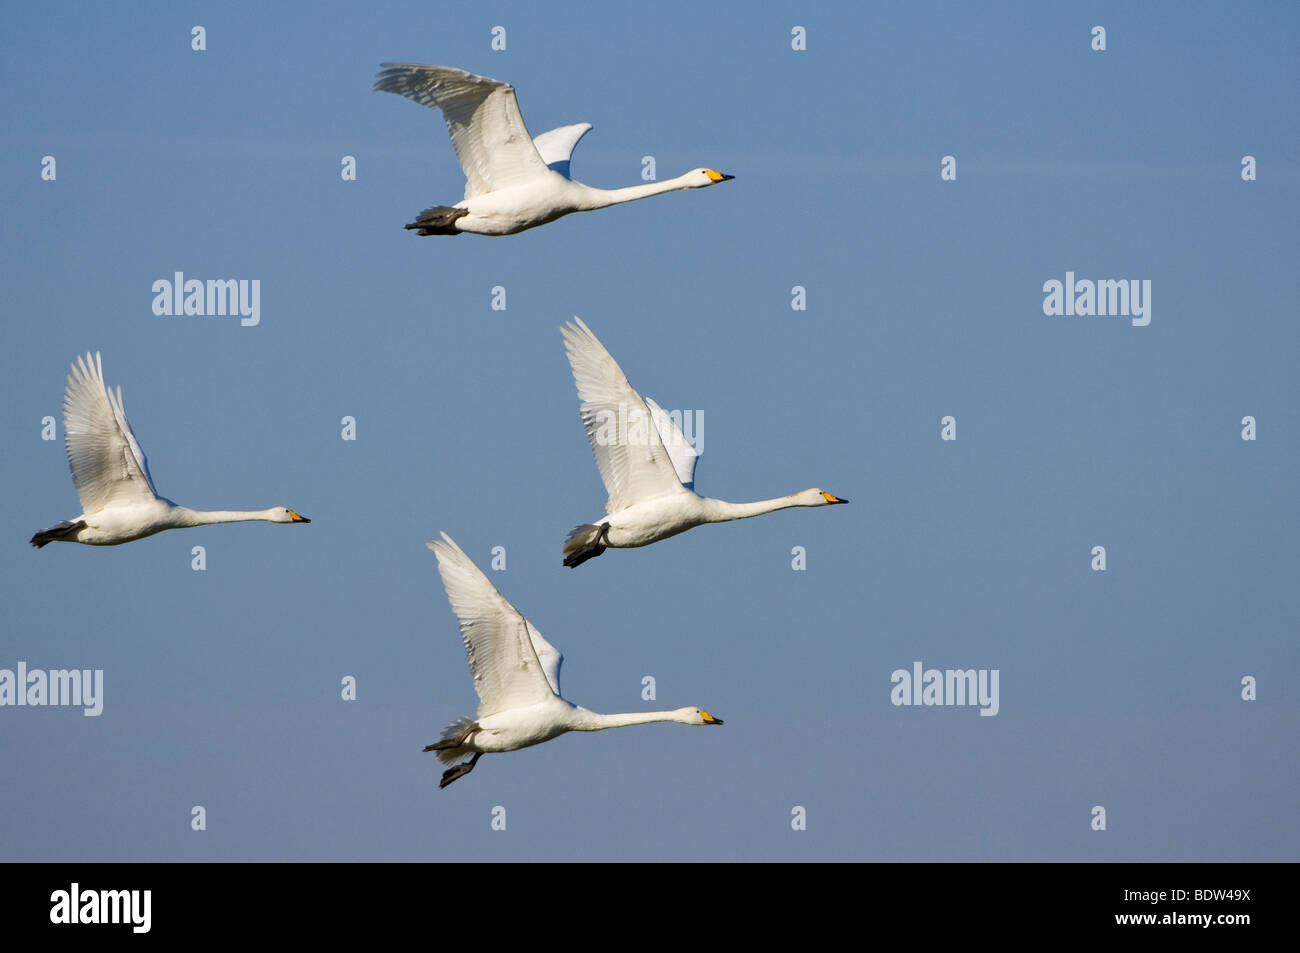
top-left (686, 168), bottom-right (735, 188)
top-left (680, 707), bottom-right (724, 726)
top-left (271, 507), bottom-right (311, 523)
top-left (802, 489), bottom-right (848, 507)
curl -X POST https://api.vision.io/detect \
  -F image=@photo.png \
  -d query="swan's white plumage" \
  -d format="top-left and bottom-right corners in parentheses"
top-left (373, 63), bottom-right (732, 236)
top-left (645, 396), bottom-right (699, 491)
top-left (561, 317), bottom-right (685, 513)
top-left (559, 320), bottom-right (848, 566)
top-left (64, 352), bottom-right (159, 512)
top-left (425, 533), bottom-right (722, 786)
top-left (525, 620), bottom-right (563, 698)
top-left (31, 353), bottom-right (309, 547)
top-left (430, 533), bottom-right (561, 715)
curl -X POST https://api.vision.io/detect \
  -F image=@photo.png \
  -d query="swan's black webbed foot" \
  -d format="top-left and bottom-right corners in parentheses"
top-left (439, 752), bottom-right (482, 789)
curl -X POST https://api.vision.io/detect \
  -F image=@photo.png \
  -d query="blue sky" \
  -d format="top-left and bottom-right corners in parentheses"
top-left (2, 2), bottom-right (1296, 860)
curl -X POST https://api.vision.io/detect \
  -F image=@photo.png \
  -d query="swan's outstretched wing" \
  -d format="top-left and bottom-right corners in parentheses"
top-left (562, 318), bottom-right (687, 513)
top-left (374, 63), bottom-right (554, 199)
top-left (644, 397), bottom-right (699, 491)
top-left (62, 353), bottom-right (159, 514)
top-left (428, 533), bottom-right (560, 717)
top-left (532, 123), bottom-right (592, 179)
top-left (524, 620), bottom-right (563, 697)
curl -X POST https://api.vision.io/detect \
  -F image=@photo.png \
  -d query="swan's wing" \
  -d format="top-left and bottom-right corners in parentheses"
top-left (531, 122), bottom-right (592, 179)
top-left (561, 318), bottom-right (687, 513)
top-left (428, 533), bottom-right (559, 717)
top-left (524, 620), bottom-right (563, 697)
top-left (62, 353), bottom-right (159, 513)
top-left (644, 397), bottom-right (699, 491)
top-left (374, 63), bottom-right (554, 199)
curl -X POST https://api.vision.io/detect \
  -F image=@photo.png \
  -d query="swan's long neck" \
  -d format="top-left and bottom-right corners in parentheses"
top-left (573, 174), bottom-right (698, 211)
top-left (572, 708), bottom-right (690, 731)
top-left (173, 507), bottom-right (284, 527)
top-left (700, 493), bottom-right (811, 523)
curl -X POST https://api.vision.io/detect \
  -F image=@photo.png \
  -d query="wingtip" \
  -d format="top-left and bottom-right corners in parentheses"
top-left (68, 351), bottom-right (103, 388)
top-left (562, 316), bottom-right (598, 346)
top-left (427, 531), bottom-right (461, 556)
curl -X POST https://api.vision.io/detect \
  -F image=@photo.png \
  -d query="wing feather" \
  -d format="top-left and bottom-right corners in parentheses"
top-left (428, 534), bottom-right (560, 717)
top-left (531, 122), bottom-right (592, 179)
top-left (374, 63), bottom-right (554, 199)
top-left (62, 353), bottom-right (158, 513)
top-left (644, 397), bottom-right (700, 491)
top-left (561, 318), bottom-right (687, 513)
top-left (524, 620), bottom-right (563, 697)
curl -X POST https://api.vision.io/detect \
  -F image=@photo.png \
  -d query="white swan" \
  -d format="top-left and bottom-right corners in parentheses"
top-left (373, 63), bottom-right (734, 236)
top-left (426, 533), bottom-right (722, 788)
top-left (31, 353), bottom-right (309, 547)
top-left (561, 318), bottom-right (848, 567)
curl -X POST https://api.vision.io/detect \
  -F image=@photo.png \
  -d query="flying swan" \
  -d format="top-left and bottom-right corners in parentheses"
top-left (426, 533), bottom-right (723, 788)
top-left (561, 318), bottom-right (848, 567)
top-left (373, 63), bottom-right (734, 236)
top-left (30, 353), bottom-right (310, 547)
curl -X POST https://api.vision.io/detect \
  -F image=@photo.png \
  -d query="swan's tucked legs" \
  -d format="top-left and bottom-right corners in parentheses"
top-left (30, 519), bottom-right (87, 548)
top-left (562, 522), bottom-right (610, 568)
top-left (405, 205), bottom-right (469, 236)
top-left (439, 752), bottom-right (481, 789)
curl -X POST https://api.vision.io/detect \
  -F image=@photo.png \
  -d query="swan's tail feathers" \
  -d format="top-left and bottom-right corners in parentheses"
top-left (405, 205), bottom-right (469, 236)
top-left (562, 522), bottom-right (609, 568)
top-left (425, 716), bottom-right (478, 765)
top-left (30, 520), bottom-right (86, 548)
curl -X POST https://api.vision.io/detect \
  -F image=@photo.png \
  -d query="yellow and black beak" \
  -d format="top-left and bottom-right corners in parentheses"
top-left (705, 169), bottom-right (735, 183)
top-left (701, 710), bottom-right (724, 725)
top-left (290, 511), bottom-right (311, 523)
top-left (822, 492), bottom-right (848, 504)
